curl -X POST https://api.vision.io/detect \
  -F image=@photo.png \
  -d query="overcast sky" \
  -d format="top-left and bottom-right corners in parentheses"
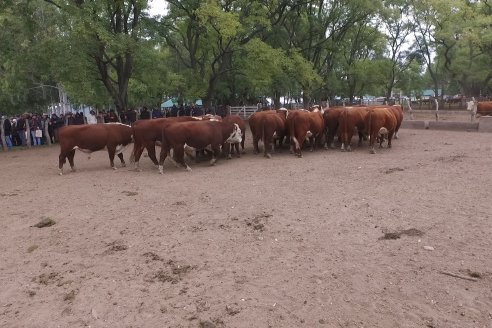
top-left (148, 0), bottom-right (167, 16)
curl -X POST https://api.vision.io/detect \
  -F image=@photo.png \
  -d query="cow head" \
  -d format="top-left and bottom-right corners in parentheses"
top-left (225, 123), bottom-right (242, 143)
top-left (377, 127), bottom-right (389, 144)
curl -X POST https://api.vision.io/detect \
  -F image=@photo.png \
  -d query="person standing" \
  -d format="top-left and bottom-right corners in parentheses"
top-left (16, 115), bottom-right (27, 146)
top-left (139, 107), bottom-right (151, 120)
top-left (29, 114), bottom-right (42, 146)
top-left (2, 116), bottom-right (13, 150)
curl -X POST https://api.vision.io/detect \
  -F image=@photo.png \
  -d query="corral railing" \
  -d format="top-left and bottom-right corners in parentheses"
top-left (229, 106), bottom-right (259, 119)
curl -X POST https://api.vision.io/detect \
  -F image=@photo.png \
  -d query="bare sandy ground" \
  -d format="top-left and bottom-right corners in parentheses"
top-left (0, 126), bottom-right (491, 328)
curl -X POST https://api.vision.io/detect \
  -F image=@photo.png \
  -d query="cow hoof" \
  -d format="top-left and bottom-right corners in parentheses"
top-left (112, 166), bottom-right (117, 170)
top-left (370, 149), bottom-right (376, 154)
top-left (210, 159), bottom-right (217, 165)
top-left (265, 153), bottom-right (271, 159)
top-left (186, 166), bottom-right (192, 172)
top-left (59, 171), bottom-right (63, 176)
top-left (236, 154), bottom-right (241, 158)
top-left (121, 163), bottom-right (126, 168)
top-left (71, 167), bottom-right (76, 172)
top-left (227, 155), bottom-right (232, 160)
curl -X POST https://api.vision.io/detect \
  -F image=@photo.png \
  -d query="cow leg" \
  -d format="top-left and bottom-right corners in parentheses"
top-left (58, 151), bottom-right (68, 175)
top-left (131, 143), bottom-right (145, 171)
top-left (369, 133), bottom-right (377, 154)
top-left (173, 146), bottom-right (191, 171)
top-left (241, 134), bottom-right (245, 154)
top-left (210, 145), bottom-right (220, 165)
top-left (253, 136), bottom-right (260, 154)
top-left (117, 153), bottom-right (126, 167)
top-left (388, 131), bottom-right (394, 148)
top-left (263, 137), bottom-right (272, 159)
top-left (146, 142), bottom-right (159, 166)
top-left (66, 149), bottom-right (76, 172)
top-left (157, 146), bottom-right (168, 174)
top-left (224, 143), bottom-right (232, 160)
top-left (358, 131), bottom-right (364, 146)
top-left (107, 148), bottom-right (117, 169)
top-left (234, 143), bottom-right (240, 157)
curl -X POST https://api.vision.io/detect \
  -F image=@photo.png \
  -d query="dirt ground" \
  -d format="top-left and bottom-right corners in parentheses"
top-left (1, 119), bottom-right (491, 328)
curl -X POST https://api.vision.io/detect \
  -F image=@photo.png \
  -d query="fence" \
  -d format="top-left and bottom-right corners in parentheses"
top-left (229, 106), bottom-right (259, 119)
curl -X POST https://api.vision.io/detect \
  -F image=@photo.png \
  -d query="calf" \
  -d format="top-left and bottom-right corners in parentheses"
top-left (158, 120), bottom-right (242, 173)
top-left (58, 123), bottom-right (133, 175)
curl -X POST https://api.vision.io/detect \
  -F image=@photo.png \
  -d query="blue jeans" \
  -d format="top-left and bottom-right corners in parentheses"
top-left (30, 131), bottom-right (41, 146)
top-left (5, 135), bottom-right (12, 149)
top-left (18, 130), bottom-right (26, 146)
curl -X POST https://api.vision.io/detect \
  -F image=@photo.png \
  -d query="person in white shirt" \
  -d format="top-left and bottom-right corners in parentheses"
top-left (86, 110), bottom-right (97, 124)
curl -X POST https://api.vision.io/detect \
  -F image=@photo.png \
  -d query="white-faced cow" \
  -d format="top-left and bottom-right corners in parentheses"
top-left (130, 116), bottom-right (197, 171)
top-left (58, 123), bottom-right (133, 175)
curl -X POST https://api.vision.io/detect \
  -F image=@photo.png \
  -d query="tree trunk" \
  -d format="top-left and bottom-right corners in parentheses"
top-left (0, 117), bottom-right (7, 151)
top-left (44, 118), bottom-right (51, 146)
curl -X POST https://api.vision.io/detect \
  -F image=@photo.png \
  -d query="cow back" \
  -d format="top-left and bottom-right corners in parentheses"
top-left (59, 123), bottom-right (132, 152)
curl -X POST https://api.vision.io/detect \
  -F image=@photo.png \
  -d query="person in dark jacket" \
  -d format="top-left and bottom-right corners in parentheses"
top-left (139, 107), bottom-right (151, 120)
top-left (106, 109), bottom-right (119, 122)
top-left (170, 105), bottom-right (178, 117)
top-left (3, 117), bottom-right (13, 149)
top-left (16, 115), bottom-right (27, 146)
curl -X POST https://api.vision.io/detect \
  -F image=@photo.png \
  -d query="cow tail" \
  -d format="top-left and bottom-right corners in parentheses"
top-left (367, 110), bottom-right (373, 144)
top-left (340, 109), bottom-right (347, 147)
top-left (129, 132), bottom-right (137, 163)
top-left (291, 117), bottom-right (300, 151)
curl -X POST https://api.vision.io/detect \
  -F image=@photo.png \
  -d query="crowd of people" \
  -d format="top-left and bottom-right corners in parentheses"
top-left (0, 104), bottom-right (207, 150)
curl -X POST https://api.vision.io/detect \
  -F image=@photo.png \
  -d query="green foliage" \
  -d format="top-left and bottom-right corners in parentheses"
top-left (3, 0), bottom-right (492, 114)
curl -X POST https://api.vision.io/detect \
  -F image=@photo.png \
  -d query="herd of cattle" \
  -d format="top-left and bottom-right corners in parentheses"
top-left (57, 104), bottom-right (404, 175)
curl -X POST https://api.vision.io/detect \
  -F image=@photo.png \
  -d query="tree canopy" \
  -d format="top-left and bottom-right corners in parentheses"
top-left (1, 0), bottom-right (491, 115)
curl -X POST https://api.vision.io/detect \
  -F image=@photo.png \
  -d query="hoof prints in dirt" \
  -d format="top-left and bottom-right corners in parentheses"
top-left (383, 167), bottom-right (404, 174)
top-left (379, 228), bottom-right (424, 240)
top-left (34, 272), bottom-right (60, 285)
top-left (121, 190), bottom-right (138, 196)
top-left (104, 240), bottom-right (128, 254)
top-left (144, 258), bottom-right (196, 284)
top-left (245, 212), bottom-right (272, 232)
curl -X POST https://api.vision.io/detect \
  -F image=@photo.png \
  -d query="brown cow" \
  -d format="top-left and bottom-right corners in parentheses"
top-left (477, 101), bottom-right (492, 116)
top-left (322, 107), bottom-right (344, 149)
top-left (249, 110), bottom-right (288, 157)
top-left (58, 123), bottom-right (133, 175)
top-left (338, 106), bottom-right (368, 152)
top-left (287, 108), bottom-right (325, 157)
top-left (365, 107), bottom-right (397, 154)
top-left (158, 120), bottom-right (242, 173)
top-left (388, 105), bottom-right (404, 139)
top-left (222, 115), bottom-right (246, 159)
top-left (130, 116), bottom-right (197, 171)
